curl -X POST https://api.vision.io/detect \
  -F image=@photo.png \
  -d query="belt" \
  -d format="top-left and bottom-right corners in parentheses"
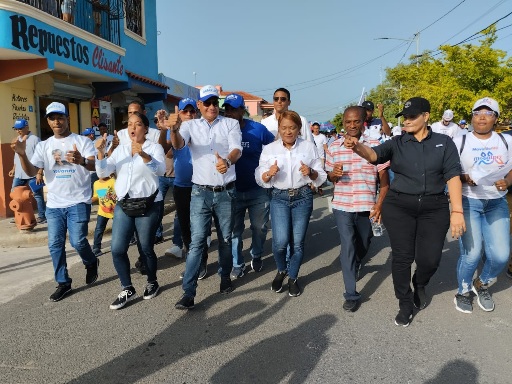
top-left (276, 185), bottom-right (309, 197)
top-left (198, 181), bottom-right (235, 192)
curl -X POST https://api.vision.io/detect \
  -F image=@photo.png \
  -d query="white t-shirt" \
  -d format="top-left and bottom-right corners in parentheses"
top-left (117, 128), bottom-right (162, 145)
top-left (453, 132), bottom-right (512, 199)
top-left (31, 133), bottom-right (96, 208)
top-left (261, 113), bottom-right (314, 143)
top-left (312, 133), bottom-right (328, 157)
top-left (14, 133), bottom-right (40, 179)
top-left (431, 121), bottom-right (460, 139)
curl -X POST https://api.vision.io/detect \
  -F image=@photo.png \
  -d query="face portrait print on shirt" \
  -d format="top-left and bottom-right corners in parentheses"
top-left (51, 140), bottom-right (77, 180)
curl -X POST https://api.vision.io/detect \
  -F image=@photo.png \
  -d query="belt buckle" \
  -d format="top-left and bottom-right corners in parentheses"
top-left (213, 186), bottom-right (222, 192)
top-left (288, 188), bottom-right (296, 197)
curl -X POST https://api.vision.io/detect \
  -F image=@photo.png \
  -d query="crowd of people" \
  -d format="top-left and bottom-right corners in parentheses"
top-left (9, 86), bottom-right (512, 326)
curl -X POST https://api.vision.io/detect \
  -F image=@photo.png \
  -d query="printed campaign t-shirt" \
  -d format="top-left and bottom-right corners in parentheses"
top-left (454, 132), bottom-right (512, 200)
top-left (313, 133), bottom-right (328, 157)
top-left (31, 133), bottom-right (95, 208)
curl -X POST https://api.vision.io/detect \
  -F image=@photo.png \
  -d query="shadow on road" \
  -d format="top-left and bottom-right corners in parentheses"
top-left (424, 359), bottom-right (479, 384)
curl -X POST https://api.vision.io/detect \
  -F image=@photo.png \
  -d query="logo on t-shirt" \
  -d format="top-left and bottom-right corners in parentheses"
top-left (472, 147), bottom-right (505, 166)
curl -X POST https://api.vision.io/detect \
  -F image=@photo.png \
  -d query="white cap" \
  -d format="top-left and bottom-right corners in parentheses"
top-left (199, 85), bottom-right (219, 102)
top-left (45, 102), bottom-right (67, 117)
top-left (442, 109), bottom-right (454, 121)
top-left (472, 97), bottom-right (500, 116)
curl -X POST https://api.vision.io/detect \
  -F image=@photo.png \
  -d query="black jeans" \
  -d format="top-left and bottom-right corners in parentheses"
top-left (382, 190), bottom-right (450, 313)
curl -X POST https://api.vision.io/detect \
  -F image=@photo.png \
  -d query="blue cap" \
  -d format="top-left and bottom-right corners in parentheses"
top-left (223, 93), bottom-right (245, 109)
top-left (13, 119), bottom-right (29, 129)
top-left (178, 98), bottom-right (197, 111)
top-left (459, 120), bottom-right (467, 125)
top-left (82, 128), bottom-right (95, 136)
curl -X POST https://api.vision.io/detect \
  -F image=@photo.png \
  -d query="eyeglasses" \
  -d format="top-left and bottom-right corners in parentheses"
top-left (273, 97), bottom-right (288, 102)
top-left (472, 110), bottom-right (495, 117)
top-left (202, 99), bottom-right (219, 107)
top-left (182, 109), bottom-right (196, 114)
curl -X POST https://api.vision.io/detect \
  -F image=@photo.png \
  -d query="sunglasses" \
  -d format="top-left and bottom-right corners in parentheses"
top-left (472, 110), bottom-right (495, 117)
top-left (273, 97), bottom-right (288, 102)
top-left (182, 109), bottom-right (196, 114)
top-left (202, 99), bottom-right (219, 107)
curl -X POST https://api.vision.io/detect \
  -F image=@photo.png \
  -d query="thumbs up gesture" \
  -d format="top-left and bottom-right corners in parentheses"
top-left (267, 159), bottom-right (279, 178)
top-left (164, 106), bottom-right (181, 131)
top-left (11, 135), bottom-right (27, 156)
top-left (215, 152), bottom-right (228, 174)
top-left (66, 143), bottom-right (82, 165)
top-left (299, 160), bottom-right (311, 177)
top-left (95, 133), bottom-right (108, 151)
top-left (111, 129), bottom-right (119, 149)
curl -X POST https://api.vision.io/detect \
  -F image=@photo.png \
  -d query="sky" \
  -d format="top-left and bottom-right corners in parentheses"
top-left (156, 0), bottom-right (511, 122)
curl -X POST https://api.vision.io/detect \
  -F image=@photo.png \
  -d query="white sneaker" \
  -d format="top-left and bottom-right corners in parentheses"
top-left (206, 236), bottom-right (212, 248)
top-left (165, 245), bottom-right (183, 258)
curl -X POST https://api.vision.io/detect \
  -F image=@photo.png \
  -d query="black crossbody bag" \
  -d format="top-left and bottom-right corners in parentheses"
top-left (119, 189), bottom-right (159, 217)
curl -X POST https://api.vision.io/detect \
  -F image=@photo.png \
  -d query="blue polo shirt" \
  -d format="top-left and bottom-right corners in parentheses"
top-left (173, 145), bottom-right (193, 188)
top-left (235, 119), bottom-right (275, 192)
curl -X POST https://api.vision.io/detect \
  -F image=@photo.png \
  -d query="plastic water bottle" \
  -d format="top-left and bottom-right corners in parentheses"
top-left (370, 216), bottom-right (383, 237)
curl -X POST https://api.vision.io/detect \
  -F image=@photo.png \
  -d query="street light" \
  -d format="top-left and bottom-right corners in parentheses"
top-left (193, 71), bottom-right (197, 86)
top-left (385, 84), bottom-right (402, 127)
top-left (375, 32), bottom-right (420, 68)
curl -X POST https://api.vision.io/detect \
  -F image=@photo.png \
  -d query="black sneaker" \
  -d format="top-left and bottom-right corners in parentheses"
top-left (175, 295), bottom-right (195, 310)
top-left (251, 257), bottom-right (263, 272)
top-left (454, 293), bottom-right (473, 314)
top-left (36, 217), bottom-right (47, 224)
top-left (49, 284), bottom-right (72, 302)
top-left (412, 275), bottom-right (427, 310)
top-left (271, 271), bottom-right (287, 293)
top-left (288, 278), bottom-right (301, 297)
top-left (394, 310), bottom-right (413, 327)
top-left (135, 259), bottom-right (147, 275)
top-left (220, 277), bottom-right (233, 294)
top-left (472, 278), bottom-right (495, 312)
top-left (85, 259), bottom-right (99, 285)
top-left (93, 249), bottom-right (103, 257)
top-left (343, 299), bottom-right (360, 312)
top-left (198, 262), bottom-right (208, 280)
top-left (109, 287), bottom-right (136, 310)
top-left (143, 281), bottom-right (160, 300)
top-left (154, 236), bottom-right (164, 245)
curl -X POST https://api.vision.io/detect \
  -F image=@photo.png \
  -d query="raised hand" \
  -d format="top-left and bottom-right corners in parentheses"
top-left (343, 135), bottom-right (358, 149)
top-left (377, 103), bottom-right (384, 117)
top-left (215, 152), bottom-right (228, 174)
top-left (299, 161), bottom-right (311, 177)
top-left (164, 106), bottom-right (181, 130)
top-left (111, 130), bottom-right (119, 149)
top-left (132, 141), bottom-right (143, 156)
top-left (66, 144), bottom-right (82, 165)
top-left (95, 133), bottom-right (108, 151)
top-left (11, 135), bottom-right (27, 156)
top-left (268, 159), bottom-right (279, 177)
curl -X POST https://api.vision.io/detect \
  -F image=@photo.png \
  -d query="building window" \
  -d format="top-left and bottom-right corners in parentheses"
top-left (125, 0), bottom-right (143, 36)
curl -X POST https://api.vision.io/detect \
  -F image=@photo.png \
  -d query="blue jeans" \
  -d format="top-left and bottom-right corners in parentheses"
top-left (111, 201), bottom-right (162, 288)
top-left (46, 203), bottom-right (97, 284)
top-left (93, 215), bottom-right (110, 252)
top-left (232, 188), bottom-right (270, 267)
top-left (457, 196), bottom-right (510, 294)
top-left (156, 176), bottom-right (182, 246)
top-left (270, 186), bottom-right (313, 280)
top-left (333, 209), bottom-right (373, 301)
top-left (182, 184), bottom-right (236, 297)
top-left (12, 177), bottom-right (46, 220)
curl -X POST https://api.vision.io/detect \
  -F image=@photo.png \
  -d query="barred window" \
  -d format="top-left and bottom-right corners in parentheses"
top-left (125, 0), bottom-right (142, 36)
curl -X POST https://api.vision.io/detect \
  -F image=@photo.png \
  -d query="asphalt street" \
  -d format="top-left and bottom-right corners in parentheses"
top-left (1, 188), bottom-right (511, 384)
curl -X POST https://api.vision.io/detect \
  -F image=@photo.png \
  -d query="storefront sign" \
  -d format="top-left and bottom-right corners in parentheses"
top-left (12, 88), bottom-right (34, 122)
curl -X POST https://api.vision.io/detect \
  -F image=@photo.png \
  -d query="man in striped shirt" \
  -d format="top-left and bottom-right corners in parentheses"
top-left (325, 106), bottom-right (390, 313)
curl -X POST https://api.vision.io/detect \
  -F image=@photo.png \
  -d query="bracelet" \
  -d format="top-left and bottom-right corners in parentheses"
top-left (451, 210), bottom-right (463, 214)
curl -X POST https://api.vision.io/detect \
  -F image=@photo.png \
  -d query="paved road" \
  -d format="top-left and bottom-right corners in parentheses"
top-left (1, 189), bottom-right (511, 384)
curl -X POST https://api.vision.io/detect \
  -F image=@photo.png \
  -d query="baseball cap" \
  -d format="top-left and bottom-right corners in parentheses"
top-left (361, 101), bottom-right (375, 110)
top-left (82, 128), bottom-right (95, 136)
top-left (442, 110), bottom-right (454, 122)
top-left (223, 94), bottom-right (245, 109)
top-left (199, 85), bottom-right (220, 102)
top-left (178, 98), bottom-right (197, 111)
top-left (312, 121), bottom-right (320, 127)
top-left (13, 119), bottom-right (29, 129)
top-left (472, 97), bottom-right (500, 116)
top-left (395, 97), bottom-right (431, 118)
top-left (45, 102), bottom-right (68, 117)
top-left (459, 120), bottom-right (467, 125)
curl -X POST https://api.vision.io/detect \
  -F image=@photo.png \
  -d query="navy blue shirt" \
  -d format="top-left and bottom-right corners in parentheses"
top-left (372, 128), bottom-right (461, 196)
top-left (235, 119), bottom-right (275, 192)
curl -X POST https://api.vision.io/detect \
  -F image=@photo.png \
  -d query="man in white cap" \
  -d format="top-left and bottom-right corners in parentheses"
top-left (431, 109), bottom-right (460, 138)
top-left (169, 85), bottom-right (242, 309)
top-left (11, 101), bottom-right (99, 302)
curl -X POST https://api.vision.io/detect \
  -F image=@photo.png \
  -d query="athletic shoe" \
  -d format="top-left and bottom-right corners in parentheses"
top-left (343, 299), bottom-right (360, 312)
top-left (143, 281), bottom-right (160, 300)
top-left (454, 294), bottom-right (472, 314)
top-left (93, 249), bottom-right (103, 257)
top-left (271, 271), bottom-right (287, 293)
top-left (49, 284), bottom-right (72, 302)
top-left (394, 310), bottom-right (412, 327)
top-left (251, 257), bottom-right (263, 272)
top-left (36, 217), bottom-right (47, 224)
top-left (175, 295), bottom-right (194, 310)
top-left (220, 277), bottom-right (233, 294)
top-left (230, 264), bottom-right (246, 279)
top-left (165, 245), bottom-right (184, 258)
top-left (472, 278), bottom-right (495, 312)
top-left (109, 287), bottom-right (137, 310)
top-left (154, 235), bottom-right (164, 245)
top-left (288, 278), bottom-right (301, 297)
top-left (413, 282), bottom-right (427, 310)
top-left (85, 259), bottom-right (99, 285)
top-left (198, 262), bottom-right (208, 280)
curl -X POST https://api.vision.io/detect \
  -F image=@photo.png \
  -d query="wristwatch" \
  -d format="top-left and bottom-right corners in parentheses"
top-left (226, 158), bottom-right (232, 168)
top-left (81, 158), bottom-right (89, 167)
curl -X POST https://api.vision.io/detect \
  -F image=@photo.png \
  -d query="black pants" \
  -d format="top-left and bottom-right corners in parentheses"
top-left (382, 190), bottom-right (450, 313)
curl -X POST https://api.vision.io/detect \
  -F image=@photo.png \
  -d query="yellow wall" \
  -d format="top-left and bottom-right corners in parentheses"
top-left (0, 78), bottom-right (36, 144)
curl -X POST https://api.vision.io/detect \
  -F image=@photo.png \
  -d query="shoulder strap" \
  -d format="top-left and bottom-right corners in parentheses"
top-left (498, 132), bottom-right (509, 150)
top-left (459, 134), bottom-right (466, 155)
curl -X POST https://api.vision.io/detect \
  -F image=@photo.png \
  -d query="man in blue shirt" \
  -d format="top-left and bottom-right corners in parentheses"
top-left (224, 94), bottom-right (275, 277)
top-left (361, 101), bottom-right (391, 137)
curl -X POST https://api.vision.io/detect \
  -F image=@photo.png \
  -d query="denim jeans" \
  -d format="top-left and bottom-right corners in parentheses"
top-left (111, 201), bottom-right (162, 288)
top-left (333, 209), bottom-right (373, 301)
top-left (46, 203), bottom-right (97, 284)
top-left (457, 196), bottom-right (510, 294)
top-left (12, 177), bottom-right (46, 220)
top-left (93, 215), bottom-right (110, 252)
top-left (270, 186), bottom-right (313, 280)
top-left (232, 188), bottom-right (270, 267)
top-left (155, 176), bottom-right (182, 246)
top-left (182, 184), bottom-right (236, 297)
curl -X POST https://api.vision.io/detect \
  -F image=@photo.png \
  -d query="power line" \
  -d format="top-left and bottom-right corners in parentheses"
top-left (417, 0), bottom-right (467, 34)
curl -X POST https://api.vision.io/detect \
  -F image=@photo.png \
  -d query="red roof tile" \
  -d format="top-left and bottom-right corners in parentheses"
top-left (125, 70), bottom-right (168, 89)
top-left (220, 90), bottom-right (268, 103)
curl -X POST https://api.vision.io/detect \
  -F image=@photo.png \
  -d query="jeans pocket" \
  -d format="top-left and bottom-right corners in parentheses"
top-left (227, 189), bottom-right (237, 200)
top-left (69, 203), bottom-right (91, 224)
